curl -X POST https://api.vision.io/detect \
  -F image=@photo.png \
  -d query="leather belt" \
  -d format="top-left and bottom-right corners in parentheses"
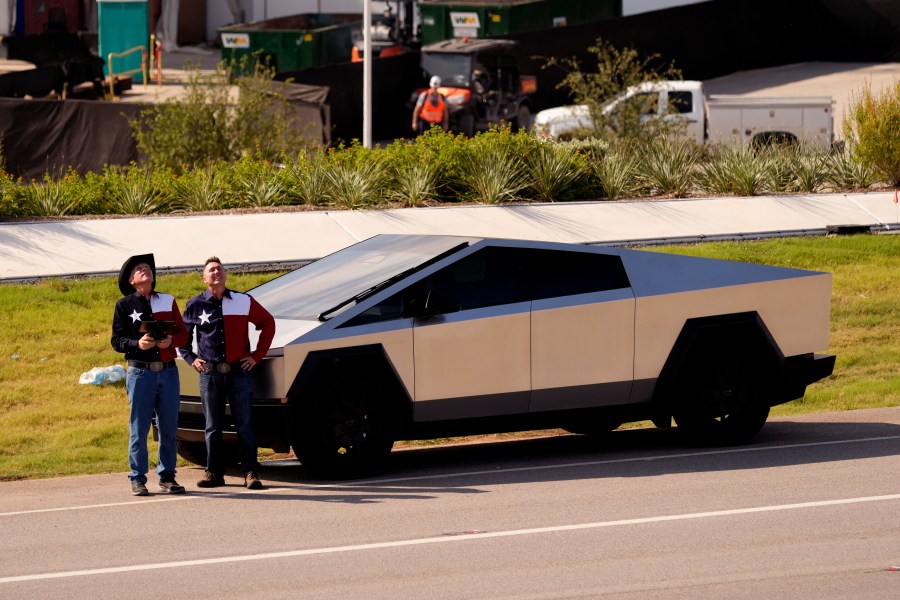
top-left (204, 361), bottom-right (240, 374)
top-left (127, 359), bottom-right (176, 372)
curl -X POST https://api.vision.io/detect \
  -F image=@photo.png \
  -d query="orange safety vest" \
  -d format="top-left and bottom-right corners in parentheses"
top-left (418, 91), bottom-right (446, 123)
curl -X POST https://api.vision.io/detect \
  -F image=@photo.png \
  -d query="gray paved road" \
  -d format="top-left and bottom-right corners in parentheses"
top-left (1, 407), bottom-right (898, 599)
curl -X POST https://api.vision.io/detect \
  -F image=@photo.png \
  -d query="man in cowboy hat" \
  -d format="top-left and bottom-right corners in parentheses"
top-left (111, 253), bottom-right (189, 496)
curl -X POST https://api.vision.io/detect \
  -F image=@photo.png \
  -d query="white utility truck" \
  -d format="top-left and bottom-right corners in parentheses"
top-left (533, 80), bottom-right (834, 148)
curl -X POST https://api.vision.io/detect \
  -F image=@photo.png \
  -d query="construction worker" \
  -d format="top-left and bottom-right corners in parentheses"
top-left (412, 75), bottom-right (449, 134)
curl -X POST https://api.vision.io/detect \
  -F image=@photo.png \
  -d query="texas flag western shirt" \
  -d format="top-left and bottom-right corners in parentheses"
top-left (178, 288), bottom-right (275, 365)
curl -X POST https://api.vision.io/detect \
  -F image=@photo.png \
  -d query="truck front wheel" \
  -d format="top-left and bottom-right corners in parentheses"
top-left (514, 105), bottom-right (531, 132)
top-left (175, 439), bottom-right (239, 467)
top-left (457, 113), bottom-right (475, 137)
top-left (292, 380), bottom-right (395, 478)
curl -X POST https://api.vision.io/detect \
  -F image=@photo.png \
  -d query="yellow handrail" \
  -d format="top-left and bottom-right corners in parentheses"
top-left (107, 45), bottom-right (148, 99)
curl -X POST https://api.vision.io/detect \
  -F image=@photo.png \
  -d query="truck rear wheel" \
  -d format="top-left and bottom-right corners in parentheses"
top-left (672, 352), bottom-right (771, 446)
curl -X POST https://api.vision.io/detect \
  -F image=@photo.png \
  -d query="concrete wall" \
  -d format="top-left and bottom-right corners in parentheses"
top-left (622, 0), bottom-right (707, 17)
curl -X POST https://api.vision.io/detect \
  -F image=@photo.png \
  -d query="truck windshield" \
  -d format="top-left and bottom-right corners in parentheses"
top-left (421, 53), bottom-right (472, 87)
top-left (246, 235), bottom-right (475, 320)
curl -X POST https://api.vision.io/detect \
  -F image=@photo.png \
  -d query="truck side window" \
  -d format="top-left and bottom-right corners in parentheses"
top-left (632, 92), bottom-right (658, 116)
top-left (668, 91), bottom-right (693, 114)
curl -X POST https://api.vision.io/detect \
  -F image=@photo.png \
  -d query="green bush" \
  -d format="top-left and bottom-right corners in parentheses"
top-left (636, 137), bottom-right (700, 197)
top-left (4, 119), bottom-right (894, 219)
top-left (697, 145), bottom-right (771, 196)
top-left (130, 56), bottom-right (313, 172)
top-left (844, 79), bottom-right (900, 186)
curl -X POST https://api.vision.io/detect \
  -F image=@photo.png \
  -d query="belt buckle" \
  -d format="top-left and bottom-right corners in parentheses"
top-left (216, 362), bottom-right (231, 374)
top-left (149, 361), bottom-right (165, 372)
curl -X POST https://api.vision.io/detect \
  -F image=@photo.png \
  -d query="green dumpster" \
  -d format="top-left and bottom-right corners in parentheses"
top-left (219, 13), bottom-right (363, 73)
top-left (98, 0), bottom-right (149, 83)
top-left (419, 0), bottom-right (622, 45)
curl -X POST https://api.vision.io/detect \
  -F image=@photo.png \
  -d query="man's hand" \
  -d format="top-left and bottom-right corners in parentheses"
top-left (240, 356), bottom-right (258, 371)
top-left (191, 358), bottom-right (208, 373)
top-left (156, 335), bottom-right (172, 349)
top-left (137, 334), bottom-right (157, 350)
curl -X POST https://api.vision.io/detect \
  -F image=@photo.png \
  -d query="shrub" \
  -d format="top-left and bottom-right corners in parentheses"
top-left (171, 167), bottom-right (228, 212)
top-left (826, 147), bottom-right (876, 191)
top-left (637, 137), bottom-right (700, 197)
top-left (231, 155), bottom-right (288, 207)
top-left (389, 162), bottom-right (439, 207)
top-left (324, 152), bottom-right (389, 208)
top-left (843, 79), bottom-right (900, 186)
top-left (592, 146), bottom-right (638, 200)
top-left (130, 55), bottom-right (313, 172)
top-left (526, 140), bottom-right (583, 202)
top-left (19, 176), bottom-right (81, 216)
top-left (460, 141), bottom-right (528, 204)
top-left (697, 145), bottom-right (770, 196)
top-left (286, 149), bottom-right (330, 206)
top-left (106, 165), bottom-right (170, 215)
top-left (791, 148), bottom-right (829, 193)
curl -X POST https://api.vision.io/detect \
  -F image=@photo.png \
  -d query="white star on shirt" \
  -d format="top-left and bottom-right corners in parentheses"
top-left (129, 309), bottom-right (142, 323)
top-left (199, 310), bottom-right (212, 325)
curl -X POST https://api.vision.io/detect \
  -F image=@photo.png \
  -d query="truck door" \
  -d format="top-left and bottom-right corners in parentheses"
top-left (665, 90), bottom-right (703, 143)
top-left (527, 249), bottom-right (635, 412)
top-left (412, 247), bottom-right (531, 421)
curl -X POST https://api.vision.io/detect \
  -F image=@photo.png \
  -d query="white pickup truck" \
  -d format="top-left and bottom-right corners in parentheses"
top-left (533, 80), bottom-right (834, 148)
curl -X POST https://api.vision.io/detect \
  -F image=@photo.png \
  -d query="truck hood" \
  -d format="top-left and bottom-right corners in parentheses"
top-left (533, 104), bottom-right (592, 137)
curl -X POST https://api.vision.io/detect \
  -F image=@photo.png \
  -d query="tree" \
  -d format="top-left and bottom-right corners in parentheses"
top-left (541, 37), bottom-right (683, 141)
top-left (130, 55), bottom-right (314, 172)
top-left (843, 79), bottom-right (900, 186)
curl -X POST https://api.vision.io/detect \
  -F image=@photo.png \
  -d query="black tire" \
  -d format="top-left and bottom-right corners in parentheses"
top-left (514, 104), bottom-right (531, 132)
top-left (457, 112), bottom-right (475, 137)
top-left (175, 440), bottom-right (207, 466)
top-left (672, 353), bottom-right (771, 446)
top-left (175, 439), bottom-right (239, 467)
top-left (293, 376), bottom-right (395, 478)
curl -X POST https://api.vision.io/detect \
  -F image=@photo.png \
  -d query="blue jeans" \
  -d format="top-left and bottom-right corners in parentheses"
top-left (125, 365), bottom-right (180, 483)
top-left (200, 366), bottom-right (258, 475)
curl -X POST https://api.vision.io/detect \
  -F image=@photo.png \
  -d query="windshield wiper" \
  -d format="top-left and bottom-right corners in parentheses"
top-left (317, 242), bottom-right (469, 321)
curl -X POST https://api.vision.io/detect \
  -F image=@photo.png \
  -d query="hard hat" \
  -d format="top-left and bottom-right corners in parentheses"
top-left (429, 75), bottom-right (441, 88)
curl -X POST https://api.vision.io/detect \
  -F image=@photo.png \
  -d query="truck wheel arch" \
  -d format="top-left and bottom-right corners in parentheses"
top-left (287, 344), bottom-right (413, 477)
top-left (653, 312), bottom-right (783, 445)
top-left (751, 131), bottom-right (798, 150)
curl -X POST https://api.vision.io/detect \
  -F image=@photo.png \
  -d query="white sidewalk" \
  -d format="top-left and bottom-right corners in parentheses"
top-left (1, 191), bottom-right (897, 280)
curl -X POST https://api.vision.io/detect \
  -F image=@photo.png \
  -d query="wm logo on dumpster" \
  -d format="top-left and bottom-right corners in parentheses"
top-left (221, 33), bottom-right (251, 48)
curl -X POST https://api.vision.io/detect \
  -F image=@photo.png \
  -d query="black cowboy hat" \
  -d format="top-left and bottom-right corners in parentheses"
top-left (118, 253), bottom-right (156, 296)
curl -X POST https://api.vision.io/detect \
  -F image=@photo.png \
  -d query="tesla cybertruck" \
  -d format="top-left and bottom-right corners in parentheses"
top-left (173, 234), bottom-right (835, 476)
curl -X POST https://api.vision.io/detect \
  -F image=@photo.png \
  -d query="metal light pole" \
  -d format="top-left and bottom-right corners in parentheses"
top-left (363, 0), bottom-right (373, 148)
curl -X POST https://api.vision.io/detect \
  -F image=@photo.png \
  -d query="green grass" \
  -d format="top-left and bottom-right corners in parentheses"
top-left (0, 271), bottom-right (280, 481)
top-left (1, 234), bottom-right (898, 480)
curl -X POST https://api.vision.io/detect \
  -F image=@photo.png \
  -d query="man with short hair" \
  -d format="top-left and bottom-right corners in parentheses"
top-left (412, 75), bottom-right (449, 134)
top-left (111, 253), bottom-right (189, 496)
top-left (178, 257), bottom-right (275, 490)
